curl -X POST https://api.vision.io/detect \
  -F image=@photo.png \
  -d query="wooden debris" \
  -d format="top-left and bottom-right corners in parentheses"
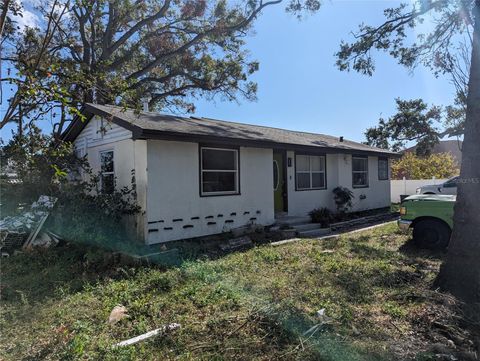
top-left (113, 323), bottom-right (181, 347)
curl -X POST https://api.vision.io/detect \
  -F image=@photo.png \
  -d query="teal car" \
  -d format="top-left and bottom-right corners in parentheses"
top-left (398, 194), bottom-right (455, 249)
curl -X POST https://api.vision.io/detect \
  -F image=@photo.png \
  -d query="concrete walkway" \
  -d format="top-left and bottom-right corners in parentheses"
top-left (270, 220), bottom-right (398, 247)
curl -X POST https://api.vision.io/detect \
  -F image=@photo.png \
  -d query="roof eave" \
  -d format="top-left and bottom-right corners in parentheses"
top-left (139, 129), bottom-right (400, 157)
top-left (60, 103), bottom-right (143, 143)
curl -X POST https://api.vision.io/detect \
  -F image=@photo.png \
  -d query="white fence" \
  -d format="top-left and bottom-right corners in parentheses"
top-left (390, 177), bottom-right (448, 203)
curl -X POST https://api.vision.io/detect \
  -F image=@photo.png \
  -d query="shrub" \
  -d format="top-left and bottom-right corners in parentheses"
top-left (332, 186), bottom-right (354, 213)
top-left (49, 180), bottom-right (140, 250)
top-left (391, 151), bottom-right (459, 180)
top-left (1, 129), bottom-right (141, 251)
top-left (309, 207), bottom-right (333, 227)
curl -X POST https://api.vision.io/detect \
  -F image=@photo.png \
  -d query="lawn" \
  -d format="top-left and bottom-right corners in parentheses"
top-left (0, 224), bottom-right (476, 360)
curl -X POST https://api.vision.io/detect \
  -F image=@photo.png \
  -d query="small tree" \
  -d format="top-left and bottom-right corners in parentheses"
top-left (391, 152), bottom-right (460, 180)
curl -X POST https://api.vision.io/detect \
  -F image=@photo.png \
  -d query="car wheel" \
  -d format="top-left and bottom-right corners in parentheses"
top-left (413, 219), bottom-right (451, 249)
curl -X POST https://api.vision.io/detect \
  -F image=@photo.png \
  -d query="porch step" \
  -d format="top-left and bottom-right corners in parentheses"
top-left (298, 227), bottom-right (331, 238)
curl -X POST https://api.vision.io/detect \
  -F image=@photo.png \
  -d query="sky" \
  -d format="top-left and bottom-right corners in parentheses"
top-left (1, 0), bottom-right (458, 144)
top-left (193, 0), bottom-right (457, 144)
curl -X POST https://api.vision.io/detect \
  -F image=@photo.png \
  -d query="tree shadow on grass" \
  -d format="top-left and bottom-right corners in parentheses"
top-left (349, 242), bottom-right (396, 261)
top-left (398, 238), bottom-right (446, 262)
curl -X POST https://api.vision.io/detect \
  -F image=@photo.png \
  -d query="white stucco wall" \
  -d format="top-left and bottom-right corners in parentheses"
top-left (73, 116), bottom-right (391, 243)
top-left (341, 154), bottom-right (391, 211)
top-left (145, 140), bottom-right (275, 244)
top-left (286, 152), bottom-right (391, 216)
top-left (286, 152), bottom-right (338, 215)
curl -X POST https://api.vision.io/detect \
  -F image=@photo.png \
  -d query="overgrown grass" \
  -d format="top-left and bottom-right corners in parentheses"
top-left (0, 224), bottom-right (469, 360)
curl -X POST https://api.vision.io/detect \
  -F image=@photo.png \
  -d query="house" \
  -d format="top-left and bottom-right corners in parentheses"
top-left (62, 103), bottom-right (398, 244)
top-left (405, 140), bottom-right (463, 167)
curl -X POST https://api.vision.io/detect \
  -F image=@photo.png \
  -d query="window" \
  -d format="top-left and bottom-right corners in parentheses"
top-left (378, 157), bottom-right (389, 180)
top-left (295, 154), bottom-right (326, 190)
top-left (352, 156), bottom-right (368, 188)
top-left (200, 147), bottom-right (239, 196)
top-left (100, 150), bottom-right (115, 194)
top-left (443, 176), bottom-right (459, 188)
top-left (72, 146), bottom-right (86, 180)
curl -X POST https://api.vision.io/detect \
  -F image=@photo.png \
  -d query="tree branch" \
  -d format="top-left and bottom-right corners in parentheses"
top-left (100, 0), bottom-right (171, 61)
top-left (128, 0), bottom-right (281, 80)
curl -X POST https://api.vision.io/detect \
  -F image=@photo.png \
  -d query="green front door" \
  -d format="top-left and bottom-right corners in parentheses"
top-left (273, 152), bottom-right (284, 213)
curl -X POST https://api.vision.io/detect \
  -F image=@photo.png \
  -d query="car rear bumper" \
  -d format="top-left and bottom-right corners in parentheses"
top-left (397, 219), bottom-right (412, 232)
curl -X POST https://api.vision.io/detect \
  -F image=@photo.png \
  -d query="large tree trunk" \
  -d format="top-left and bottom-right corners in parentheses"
top-left (437, 0), bottom-right (480, 303)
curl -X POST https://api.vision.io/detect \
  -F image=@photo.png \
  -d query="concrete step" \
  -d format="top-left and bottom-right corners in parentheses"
top-left (293, 223), bottom-right (324, 232)
top-left (298, 227), bottom-right (331, 238)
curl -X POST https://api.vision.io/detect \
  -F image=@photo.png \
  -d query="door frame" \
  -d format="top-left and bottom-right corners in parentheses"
top-left (273, 149), bottom-right (288, 213)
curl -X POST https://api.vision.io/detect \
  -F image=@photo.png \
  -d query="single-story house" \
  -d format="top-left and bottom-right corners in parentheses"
top-left (62, 103), bottom-right (398, 244)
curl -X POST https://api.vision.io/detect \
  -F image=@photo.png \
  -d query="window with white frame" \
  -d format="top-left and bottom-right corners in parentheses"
top-left (295, 154), bottom-right (326, 190)
top-left (100, 150), bottom-right (115, 194)
top-left (378, 157), bottom-right (389, 180)
top-left (352, 156), bottom-right (368, 187)
top-left (200, 147), bottom-right (239, 196)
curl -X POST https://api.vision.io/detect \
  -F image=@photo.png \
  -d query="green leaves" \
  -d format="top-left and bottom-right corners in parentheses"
top-left (335, 1), bottom-right (472, 80)
top-left (3, 0), bottom-right (280, 135)
top-left (365, 98), bottom-right (442, 155)
top-left (391, 151), bottom-right (460, 180)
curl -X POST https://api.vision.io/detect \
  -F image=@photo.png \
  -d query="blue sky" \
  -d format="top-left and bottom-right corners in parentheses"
top-left (1, 0), bottom-right (457, 144)
top-left (195, 0), bottom-right (456, 143)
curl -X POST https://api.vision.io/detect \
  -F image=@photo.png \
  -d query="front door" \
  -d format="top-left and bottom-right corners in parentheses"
top-left (273, 152), bottom-right (285, 213)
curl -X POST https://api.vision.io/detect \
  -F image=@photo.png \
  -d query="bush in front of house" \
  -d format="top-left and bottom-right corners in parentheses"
top-left (333, 186), bottom-right (354, 213)
top-left (1, 129), bottom-right (141, 252)
top-left (309, 187), bottom-right (356, 227)
top-left (309, 207), bottom-right (333, 227)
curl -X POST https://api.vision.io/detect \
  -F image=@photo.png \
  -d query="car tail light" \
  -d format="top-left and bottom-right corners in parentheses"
top-left (399, 206), bottom-right (407, 215)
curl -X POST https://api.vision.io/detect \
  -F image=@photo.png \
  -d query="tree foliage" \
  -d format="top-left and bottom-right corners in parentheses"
top-left (1, 0), bottom-right (321, 138)
top-left (338, 1), bottom-right (471, 142)
top-left (0, 0), bottom-right (22, 38)
top-left (391, 151), bottom-right (459, 180)
top-left (337, 0), bottom-right (480, 303)
top-left (365, 98), bottom-right (442, 155)
top-left (1, 0), bottom-right (284, 136)
top-left (336, 1), bottom-right (473, 77)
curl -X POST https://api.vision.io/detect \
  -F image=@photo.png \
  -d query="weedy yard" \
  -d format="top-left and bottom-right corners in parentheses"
top-left (1, 224), bottom-right (477, 360)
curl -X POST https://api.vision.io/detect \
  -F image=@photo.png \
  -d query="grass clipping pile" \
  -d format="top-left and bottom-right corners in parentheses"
top-left (1, 223), bottom-right (478, 360)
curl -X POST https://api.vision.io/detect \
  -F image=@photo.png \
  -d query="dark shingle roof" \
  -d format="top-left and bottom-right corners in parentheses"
top-left (64, 103), bottom-right (398, 156)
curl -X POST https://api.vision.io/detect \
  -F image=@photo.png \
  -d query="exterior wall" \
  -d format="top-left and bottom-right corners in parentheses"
top-left (144, 140), bottom-right (275, 244)
top-left (73, 116), bottom-right (391, 243)
top-left (339, 154), bottom-right (391, 212)
top-left (286, 152), bottom-right (391, 216)
top-left (286, 152), bottom-right (338, 215)
top-left (73, 116), bottom-right (148, 240)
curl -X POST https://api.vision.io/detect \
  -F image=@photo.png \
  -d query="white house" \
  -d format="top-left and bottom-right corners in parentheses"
top-left (62, 104), bottom-right (398, 244)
